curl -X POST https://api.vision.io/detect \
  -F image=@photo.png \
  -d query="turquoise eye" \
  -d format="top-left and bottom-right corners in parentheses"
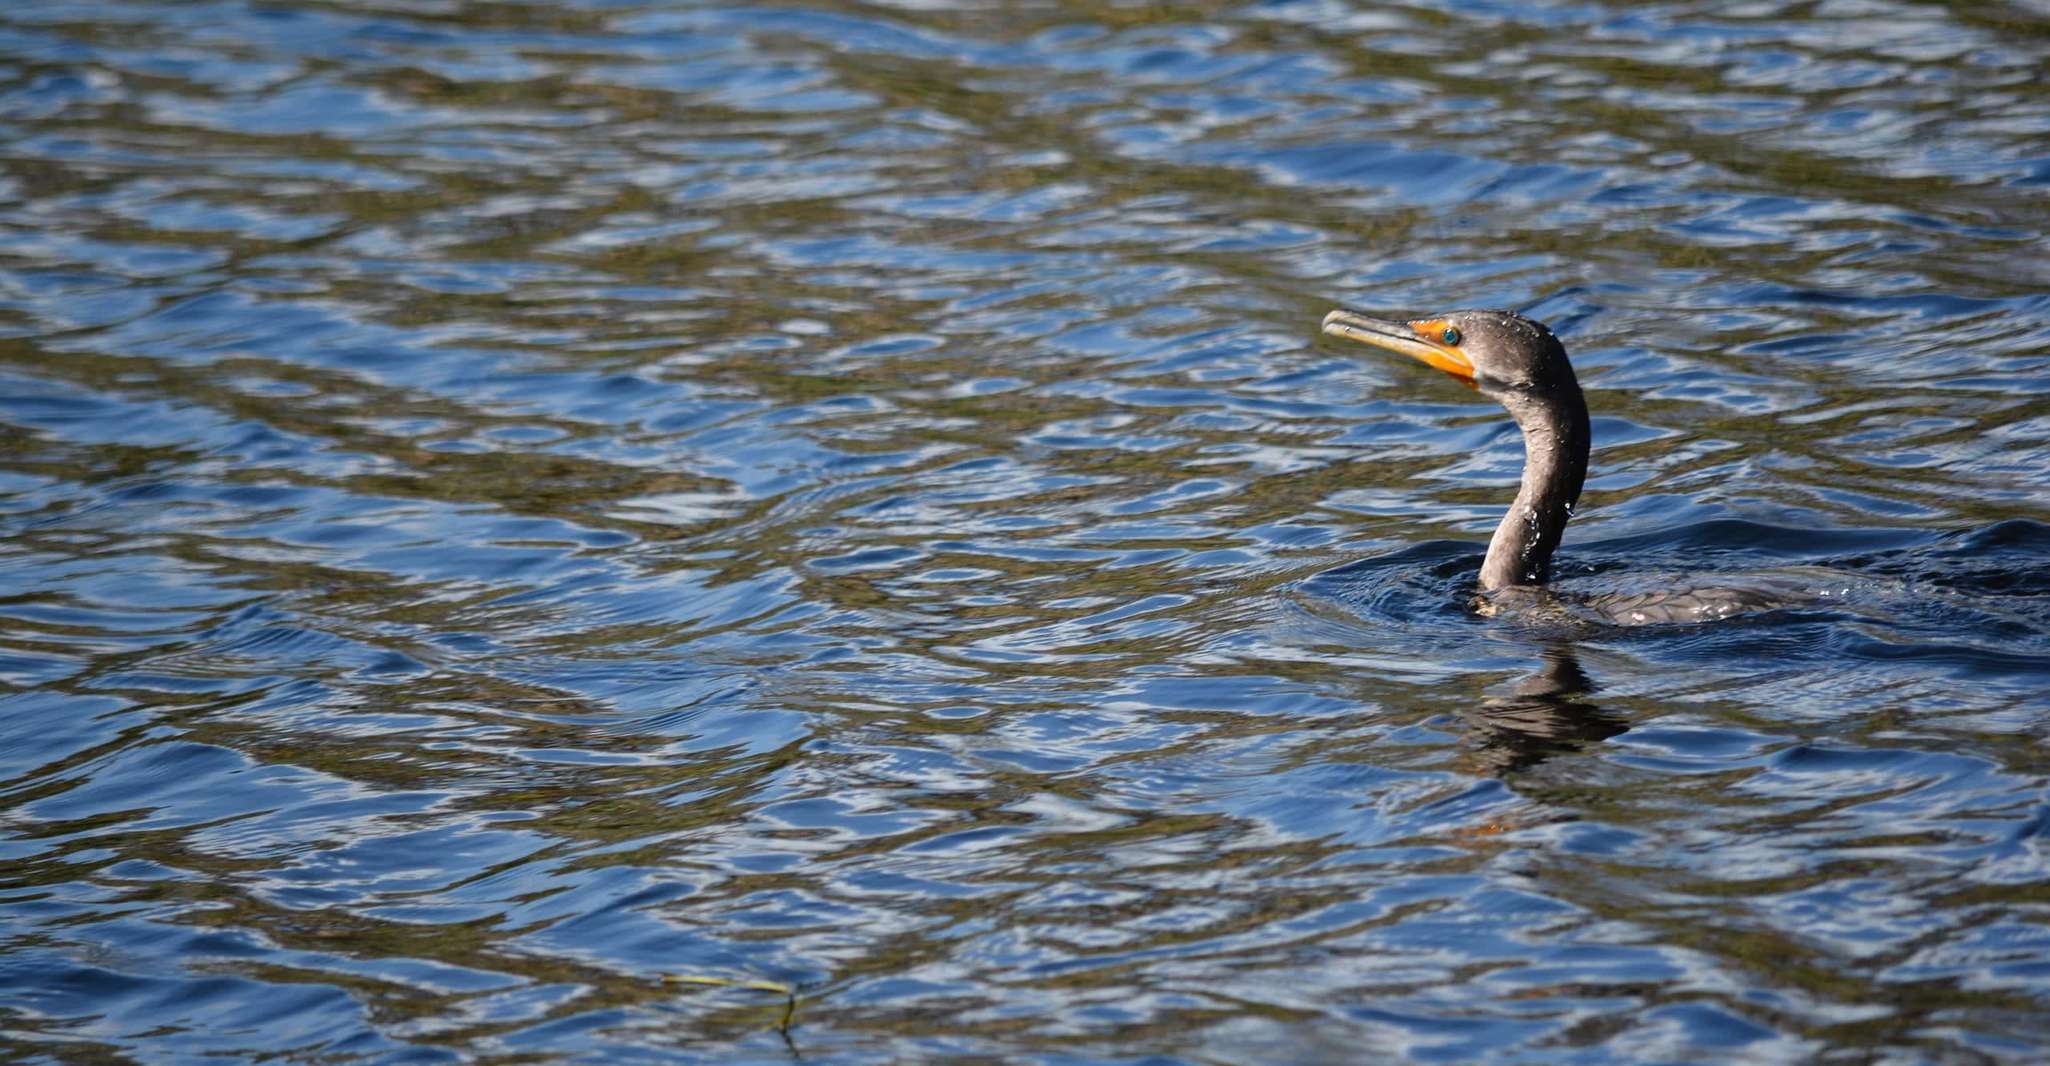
top-left (1441, 326), bottom-right (1461, 345)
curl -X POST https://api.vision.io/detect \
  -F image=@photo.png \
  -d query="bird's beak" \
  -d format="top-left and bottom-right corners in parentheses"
top-left (1321, 309), bottom-right (1476, 389)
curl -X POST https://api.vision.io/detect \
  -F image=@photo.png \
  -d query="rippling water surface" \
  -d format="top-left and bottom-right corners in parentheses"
top-left (4, 0), bottom-right (2050, 1060)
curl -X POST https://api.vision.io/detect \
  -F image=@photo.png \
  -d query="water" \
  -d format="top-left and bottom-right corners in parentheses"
top-left (3, 0), bottom-right (2049, 1060)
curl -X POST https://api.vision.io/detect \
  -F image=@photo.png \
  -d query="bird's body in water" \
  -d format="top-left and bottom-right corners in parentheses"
top-left (1321, 307), bottom-right (1821, 626)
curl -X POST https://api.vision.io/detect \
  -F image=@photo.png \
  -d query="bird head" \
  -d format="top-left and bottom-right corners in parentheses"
top-left (1321, 308), bottom-right (1578, 403)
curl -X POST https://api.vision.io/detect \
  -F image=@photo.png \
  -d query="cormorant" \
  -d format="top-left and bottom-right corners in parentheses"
top-left (1321, 308), bottom-right (1813, 625)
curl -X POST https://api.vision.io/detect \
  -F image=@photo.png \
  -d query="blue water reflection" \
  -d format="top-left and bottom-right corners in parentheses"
top-left (3, 0), bottom-right (2050, 1060)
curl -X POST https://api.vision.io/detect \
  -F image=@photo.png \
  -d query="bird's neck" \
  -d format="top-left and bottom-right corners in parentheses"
top-left (1479, 392), bottom-right (1590, 591)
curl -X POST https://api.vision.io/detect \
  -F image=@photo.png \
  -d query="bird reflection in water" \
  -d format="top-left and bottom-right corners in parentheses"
top-left (1457, 644), bottom-right (1626, 777)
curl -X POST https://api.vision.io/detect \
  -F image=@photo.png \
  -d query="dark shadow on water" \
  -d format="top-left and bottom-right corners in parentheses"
top-left (1458, 644), bottom-right (1627, 777)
